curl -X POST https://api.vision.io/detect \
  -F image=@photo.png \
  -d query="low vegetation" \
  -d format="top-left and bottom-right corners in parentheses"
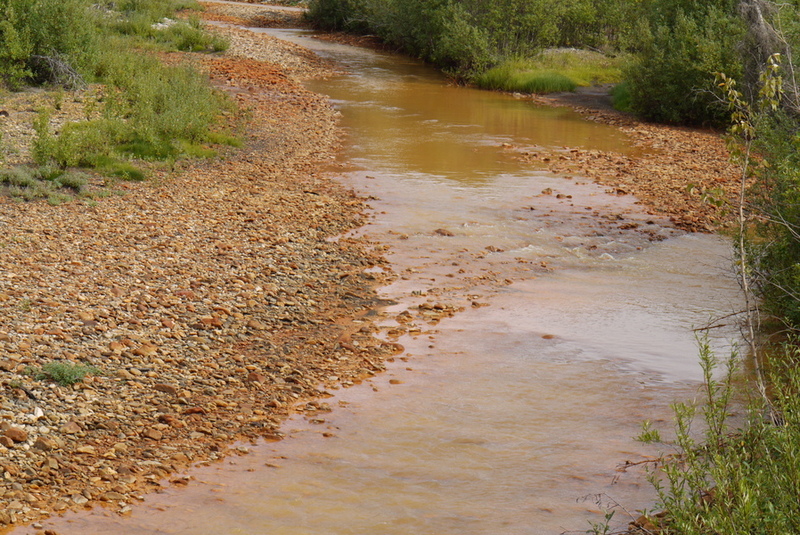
top-left (0, 165), bottom-right (90, 204)
top-left (0, 0), bottom-right (235, 193)
top-left (27, 361), bottom-right (102, 386)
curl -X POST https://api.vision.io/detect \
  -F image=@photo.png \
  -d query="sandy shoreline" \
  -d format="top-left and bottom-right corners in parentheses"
top-left (0, 2), bottom-right (740, 531)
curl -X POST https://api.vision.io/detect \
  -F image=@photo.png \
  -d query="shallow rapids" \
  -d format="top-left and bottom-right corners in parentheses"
top-left (9, 27), bottom-right (743, 535)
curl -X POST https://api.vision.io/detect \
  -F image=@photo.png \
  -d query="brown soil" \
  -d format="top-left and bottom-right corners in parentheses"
top-left (0, 2), bottom-right (741, 531)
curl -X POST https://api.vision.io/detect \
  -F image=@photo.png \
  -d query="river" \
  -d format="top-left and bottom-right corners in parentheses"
top-left (8, 27), bottom-right (743, 535)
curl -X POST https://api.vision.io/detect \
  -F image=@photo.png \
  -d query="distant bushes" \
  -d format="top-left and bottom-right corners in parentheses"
top-left (308, 0), bottom-right (800, 126)
top-left (623, 2), bottom-right (745, 125)
top-left (307, 0), bottom-right (634, 75)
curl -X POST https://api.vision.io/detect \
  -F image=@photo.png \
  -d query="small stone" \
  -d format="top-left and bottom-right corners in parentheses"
top-left (433, 228), bottom-right (454, 237)
top-left (0, 436), bottom-right (14, 448)
top-left (142, 428), bottom-right (163, 441)
top-left (4, 426), bottom-right (28, 443)
top-left (246, 372), bottom-right (267, 383)
top-left (102, 491), bottom-right (126, 501)
top-left (133, 344), bottom-right (157, 357)
top-left (33, 436), bottom-right (57, 451)
top-left (246, 319), bottom-right (266, 330)
top-left (75, 445), bottom-right (97, 455)
top-left (153, 383), bottom-right (178, 396)
top-left (60, 421), bottom-right (81, 434)
top-left (53, 502), bottom-right (69, 512)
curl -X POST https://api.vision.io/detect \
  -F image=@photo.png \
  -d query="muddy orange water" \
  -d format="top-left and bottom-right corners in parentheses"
top-left (11, 30), bottom-right (743, 535)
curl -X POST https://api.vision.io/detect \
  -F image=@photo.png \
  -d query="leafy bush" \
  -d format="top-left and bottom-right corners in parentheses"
top-left (1, 0), bottom-right (101, 86)
top-left (623, 4), bottom-right (745, 125)
top-left (635, 340), bottom-right (800, 534)
top-left (747, 112), bottom-right (800, 327)
top-left (0, 7), bottom-right (32, 90)
top-left (610, 81), bottom-right (633, 112)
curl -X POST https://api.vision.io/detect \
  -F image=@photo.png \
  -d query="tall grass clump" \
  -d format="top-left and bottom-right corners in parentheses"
top-left (474, 50), bottom-right (622, 94)
top-left (475, 65), bottom-right (576, 94)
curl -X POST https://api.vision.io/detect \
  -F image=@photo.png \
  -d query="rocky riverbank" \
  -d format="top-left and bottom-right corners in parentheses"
top-left (0, 9), bottom-right (397, 530)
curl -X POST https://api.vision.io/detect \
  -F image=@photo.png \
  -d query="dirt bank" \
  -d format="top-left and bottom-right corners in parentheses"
top-left (0, 12), bottom-right (396, 531)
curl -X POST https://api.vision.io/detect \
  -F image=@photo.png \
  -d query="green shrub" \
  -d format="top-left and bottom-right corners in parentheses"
top-left (29, 361), bottom-right (101, 386)
top-left (635, 340), bottom-right (800, 534)
top-left (747, 112), bottom-right (800, 327)
top-left (9, 0), bottom-right (100, 81)
top-left (158, 18), bottom-right (229, 53)
top-left (623, 5), bottom-right (744, 125)
top-left (610, 81), bottom-right (632, 112)
top-left (0, 7), bottom-right (32, 90)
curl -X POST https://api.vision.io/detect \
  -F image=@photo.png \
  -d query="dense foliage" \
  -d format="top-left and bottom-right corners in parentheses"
top-left (623, 2), bottom-right (745, 124)
top-left (307, 0), bottom-right (800, 126)
top-left (748, 111), bottom-right (800, 327)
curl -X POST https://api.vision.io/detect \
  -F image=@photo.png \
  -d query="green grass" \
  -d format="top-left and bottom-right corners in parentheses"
top-left (473, 49), bottom-right (624, 94)
top-left (0, 165), bottom-right (91, 202)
